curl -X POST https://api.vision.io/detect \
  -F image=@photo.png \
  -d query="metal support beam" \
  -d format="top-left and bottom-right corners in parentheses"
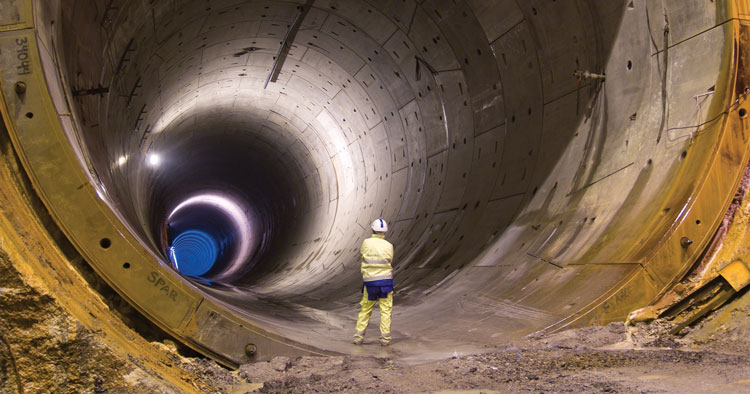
top-left (264, 0), bottom-right (313, 89)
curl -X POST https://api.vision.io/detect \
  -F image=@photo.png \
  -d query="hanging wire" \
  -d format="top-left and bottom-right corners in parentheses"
top-left (665, 87), bottom-right (750, 143)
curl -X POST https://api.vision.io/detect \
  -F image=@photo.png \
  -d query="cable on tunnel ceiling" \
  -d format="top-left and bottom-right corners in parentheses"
top-left (666, 88), bottom-right (750, 143)
top-left (646, 2), bottom-right (671, 144)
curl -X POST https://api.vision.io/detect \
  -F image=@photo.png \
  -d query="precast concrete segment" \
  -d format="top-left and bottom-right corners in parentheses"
top-left (0, 0), bottom-right (748, 366)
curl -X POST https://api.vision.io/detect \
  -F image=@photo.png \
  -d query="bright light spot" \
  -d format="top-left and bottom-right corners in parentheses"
top-left (95, 184), bottom-right (107, 201)
top-left (117, 155), bottom-right (128, 166)
top-left (148, 153), bottom-right (161, 167)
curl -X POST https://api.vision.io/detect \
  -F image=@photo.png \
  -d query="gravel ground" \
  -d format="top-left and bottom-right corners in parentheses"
top-left (226, 322), bottom-right (750, 393)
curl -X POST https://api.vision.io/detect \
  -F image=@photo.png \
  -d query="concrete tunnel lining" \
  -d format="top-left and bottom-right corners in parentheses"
top-left (1, 0), bottom-right (747, 364)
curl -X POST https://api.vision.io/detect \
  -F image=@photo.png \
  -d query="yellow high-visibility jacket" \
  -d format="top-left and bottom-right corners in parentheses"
top-left (360, 233), bottom-right (393, 282)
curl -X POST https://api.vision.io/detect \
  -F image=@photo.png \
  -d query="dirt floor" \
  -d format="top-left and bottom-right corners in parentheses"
top-left (233, 348), bottom-right (750, 393)
top-left (220, 289), bottom-right (750, 393)
top-left (95, 315), bottom-right (750, 394)
top-left (226, 321), bottom-right (750, 394)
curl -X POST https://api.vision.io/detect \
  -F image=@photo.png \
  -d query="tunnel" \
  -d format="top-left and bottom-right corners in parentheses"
top-left (1, 0), bottom-right (749, 367)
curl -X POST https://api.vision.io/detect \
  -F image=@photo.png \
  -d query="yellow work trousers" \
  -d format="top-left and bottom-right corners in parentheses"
top-left (354, 287), bottom-right (392, 340)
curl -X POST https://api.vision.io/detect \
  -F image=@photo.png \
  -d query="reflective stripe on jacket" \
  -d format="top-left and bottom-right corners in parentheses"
top-left (361, 233), bottom-right (393, 282)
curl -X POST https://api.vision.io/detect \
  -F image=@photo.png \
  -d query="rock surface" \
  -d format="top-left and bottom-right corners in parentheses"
top-left (0, 248), bottom-right (237, 394)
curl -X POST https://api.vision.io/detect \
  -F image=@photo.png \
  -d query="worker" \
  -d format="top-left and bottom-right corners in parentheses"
top-left (353, 218), bottom-right (394, 346)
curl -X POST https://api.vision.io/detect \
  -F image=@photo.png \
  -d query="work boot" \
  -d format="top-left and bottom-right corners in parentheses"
top-left (353, 336), bottom-right (364, 345)
top-left (379, 337), bottom-right (391, 346)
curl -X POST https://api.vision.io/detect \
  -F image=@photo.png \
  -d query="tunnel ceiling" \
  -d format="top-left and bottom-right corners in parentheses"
top-left (8, 0), bottom-right (742, 361)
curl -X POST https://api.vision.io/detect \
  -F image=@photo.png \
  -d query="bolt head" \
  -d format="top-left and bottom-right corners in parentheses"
top-left (14, 82), bottom-right (26, 95)
top-left (680, 237), bottom-right (693, 248)
top-left (245, 343), bottom-right (257, 357)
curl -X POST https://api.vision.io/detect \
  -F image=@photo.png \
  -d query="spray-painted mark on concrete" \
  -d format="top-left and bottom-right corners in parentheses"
top-left (15, 37), bottom-right (30, 75)
top-left (147, 271), bottom-right (178, 301)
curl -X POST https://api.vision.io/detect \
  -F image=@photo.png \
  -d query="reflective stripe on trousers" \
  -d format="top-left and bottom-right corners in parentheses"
top-left (354, 287), bottom-right (392, 339)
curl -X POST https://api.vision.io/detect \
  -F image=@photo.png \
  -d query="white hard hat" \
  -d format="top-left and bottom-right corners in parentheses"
top-left (371, 218), bottom-right (388, 232)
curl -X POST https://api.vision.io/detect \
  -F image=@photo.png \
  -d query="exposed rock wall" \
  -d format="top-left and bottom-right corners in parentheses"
top-left (0, 248), bottom-right (142, 393)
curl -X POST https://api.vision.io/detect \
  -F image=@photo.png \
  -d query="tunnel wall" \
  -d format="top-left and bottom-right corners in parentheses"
top-left (1, 0), bottom-right (749, 365)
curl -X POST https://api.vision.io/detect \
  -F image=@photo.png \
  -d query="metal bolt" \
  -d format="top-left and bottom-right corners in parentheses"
top-left (14, 82), bottom-right (26, 95)
top-left (244, 343), bottom-right (257, 357)
top-left (680, 237), bottom-right (693, 248)
top-left (573, 69), bottom-right (606, 81)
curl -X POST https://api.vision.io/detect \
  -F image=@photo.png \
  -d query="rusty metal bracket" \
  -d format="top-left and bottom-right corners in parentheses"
top-left (719, 260), bottom-right (750, 291)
